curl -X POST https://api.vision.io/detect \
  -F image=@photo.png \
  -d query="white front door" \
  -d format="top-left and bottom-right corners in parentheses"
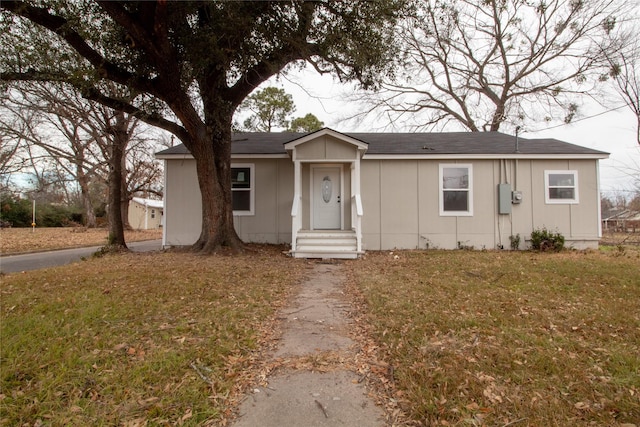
top-left (312, 167), bottom-right (341, 229)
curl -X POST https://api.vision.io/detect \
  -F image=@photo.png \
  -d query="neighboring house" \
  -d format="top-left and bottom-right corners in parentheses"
top-left (128, 197), bottom-right (164, 230)
top-left (603, 209), bottom-right (640, 232)
top-left (156, 128), bottom-right (608, 258)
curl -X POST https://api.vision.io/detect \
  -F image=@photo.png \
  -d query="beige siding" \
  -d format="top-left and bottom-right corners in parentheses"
top-left (362, 159), bottom-right (499, 250)
top-left (301, 163), bottom-right (310, 229)
top-left (233, 159), bottom-right (293, 243)
top-left (360, 158), bottom-right (600, 250)
top-left (416, 162), bottom-right (456, 249)
top-left (361, 161), bottom-right (382, 250)
top-left (164, 159), bottom-right (202, 246)
top-left (529, 159), bottom-right (600, 248)
top-left (128, 201), bottom-right (162, 230)
top-left (296, 135), bottom-right (359, 160)
top-left (164, 155), bottom-right (601, 251)
top-left (455, 161), bottom-right (497, 249)
top-left (163, 158), bottom-right (294, 247)
top-left (380, 160), bottom-right (420, 249)
top-left (492, 159), bottom-right (600, 249)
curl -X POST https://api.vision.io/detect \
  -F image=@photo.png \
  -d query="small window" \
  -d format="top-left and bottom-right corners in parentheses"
top-left (151, 209), bottom-right (156, 219)
top-left (439, 164), bottom-right (473, 216)
top-left (232, 164), bottom-right (254, 215)
top-left (545, 170), bottom-right (578, 204)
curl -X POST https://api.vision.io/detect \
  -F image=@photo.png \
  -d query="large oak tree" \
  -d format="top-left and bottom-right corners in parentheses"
top-left (1, 1), bottom-right (402, 252)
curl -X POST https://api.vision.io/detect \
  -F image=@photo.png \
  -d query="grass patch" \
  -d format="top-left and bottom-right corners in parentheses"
top-left (348, 249), bottom-right (640, 426)
top-left (0, 246), bottom-right (305, 426)
top-left (0, 227), bottom-right (162, 255)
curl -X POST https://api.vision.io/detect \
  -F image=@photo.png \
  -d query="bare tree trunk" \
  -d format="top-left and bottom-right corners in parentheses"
top-left (77, 170), bottom-right (97, 228)
top-left (120, 151), bottom-right (131, 230)
top-left (105, 112), bottom-right (129, 249)
top-left (189, 121), bottom-right (243, 253)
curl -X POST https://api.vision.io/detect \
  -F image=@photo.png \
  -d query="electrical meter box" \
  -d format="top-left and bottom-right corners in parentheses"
top-left (512, 190), bottom-right (523, 204)
top-left (498, 184), bottom-right (511, 214)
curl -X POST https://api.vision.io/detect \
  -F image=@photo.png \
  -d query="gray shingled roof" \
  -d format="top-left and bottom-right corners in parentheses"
top-left (156, 130), bottom-right (608, 156)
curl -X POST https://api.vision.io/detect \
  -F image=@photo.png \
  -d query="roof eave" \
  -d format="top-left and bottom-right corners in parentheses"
top-left (363, 153), bottom-right (609, 160)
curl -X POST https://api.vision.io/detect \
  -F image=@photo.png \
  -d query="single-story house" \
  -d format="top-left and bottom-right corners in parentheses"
top-left (128, 197), bottom-right (164, 230)
top-left (156, 128), bottom-right (608, 258)
top-left (602, 209), bottom-right (640, 232)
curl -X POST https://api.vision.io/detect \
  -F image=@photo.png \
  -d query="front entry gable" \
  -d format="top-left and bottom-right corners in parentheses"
top-left (286, 128), bottom-right (366, 258)
top-left (284, 128), bottom-right (368, 161)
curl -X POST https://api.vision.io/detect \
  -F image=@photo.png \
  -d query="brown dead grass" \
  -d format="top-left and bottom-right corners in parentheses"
top-left (346, 249), bottom-right (640, 426)
top-left (600, 231), bottom-right (640, 246)
top-left (2, 244), bottom-right (639, 426)
top-left (0, 227), bottom-right (162, 255)
top-left (0, 245), bottom-right (307, 426)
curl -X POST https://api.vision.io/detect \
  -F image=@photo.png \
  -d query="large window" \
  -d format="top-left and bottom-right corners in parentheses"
top-left (232, 164), bottom-right (254, 215)
top-left (545, 170), bottom-right (578, 204)
top-left (439, 164), bottom-right (473, 216)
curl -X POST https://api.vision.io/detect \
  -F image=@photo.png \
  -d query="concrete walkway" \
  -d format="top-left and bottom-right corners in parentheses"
top-left (231, 263), bottom-right (385, 427)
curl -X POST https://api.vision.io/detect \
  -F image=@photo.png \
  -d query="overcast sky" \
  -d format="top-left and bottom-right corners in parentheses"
top-left (269, 67), bottom-right (639, 198)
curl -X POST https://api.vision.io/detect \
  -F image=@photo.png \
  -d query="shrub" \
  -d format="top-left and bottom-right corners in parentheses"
top-left (530, 227), bottom-right (565, 252)
top-left (0, 193), bottom-right (32, 227)
top-left (509, 234), bottom-right (521, 250)
top-left (0, 193), bottom-right (83, 227)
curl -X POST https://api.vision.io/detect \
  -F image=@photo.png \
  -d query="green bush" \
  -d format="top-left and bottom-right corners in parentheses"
top-left (0, 193), bottom-right (83, 227)
top-left (530, 227), bottom-right (565, 252)
top-left (0, 193), bottom-right (32, 227)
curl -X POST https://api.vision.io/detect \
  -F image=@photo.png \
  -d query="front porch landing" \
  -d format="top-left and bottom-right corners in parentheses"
top-left (290, 230), bottom-right (362, 259)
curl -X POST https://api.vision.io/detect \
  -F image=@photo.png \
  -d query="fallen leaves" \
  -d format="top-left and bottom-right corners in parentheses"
top-left (1, 245), bottom-right (306, 426)
top-left (347, 250), bottom-right (640, 426)
top-left (0, 227), bottom-right (162, 254)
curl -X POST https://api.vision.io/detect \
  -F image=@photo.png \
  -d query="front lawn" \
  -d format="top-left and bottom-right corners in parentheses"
top-left (2, 246), bottom-right (638, 426)
top-left (0, 246), bottom-right (305, 426)
top-left (348, 249), bottom-right (640, 426)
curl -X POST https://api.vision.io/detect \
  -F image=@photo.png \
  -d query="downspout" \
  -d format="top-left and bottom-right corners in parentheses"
top-left (514, 126), bottom-right (520, 192)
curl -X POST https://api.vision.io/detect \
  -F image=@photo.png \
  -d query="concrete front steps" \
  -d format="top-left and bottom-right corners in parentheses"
top-left (291, 230), bottom-right (362, 259)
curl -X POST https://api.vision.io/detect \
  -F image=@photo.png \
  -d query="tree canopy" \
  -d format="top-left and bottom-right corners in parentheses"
top-left (239, 87), bottom-right (295, 132)
top-left (288, 113), bottom-right (325, 133)
top-left (351, 0), bottom-right (634, 133)
top-left (1, 0), bottom-right (404, 252)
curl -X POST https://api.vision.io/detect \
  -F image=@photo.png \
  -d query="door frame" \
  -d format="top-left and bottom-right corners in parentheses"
top-left (310, 164), bottom-right (344, 230)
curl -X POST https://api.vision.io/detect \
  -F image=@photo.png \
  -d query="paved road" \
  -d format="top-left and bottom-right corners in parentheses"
top-left (0, 240), bottom-right (162, 274)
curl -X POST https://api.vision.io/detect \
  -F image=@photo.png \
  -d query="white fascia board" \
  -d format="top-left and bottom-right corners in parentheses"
top-left (155, 153), bottom-right (193, 160)
top-left (296, 158), bottom-right (358, 163)
top-left (157, 152), bottom-right (608, 161)
top-left (363, 153), bottom-right (609, 160)
top-left (232, 154), bottom-right (289, 159)
top-left (156, 153), bottom-right (289, 160)
top-left (284, 128), bottom-right (369, 151)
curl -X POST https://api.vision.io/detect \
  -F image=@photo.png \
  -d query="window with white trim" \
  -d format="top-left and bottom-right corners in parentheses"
top-left (232, 164), bottom-right (255, 215)
top-left (439, 164), bottom-right (473, 216)
top-left (545, 170), bottom-right (578, 204)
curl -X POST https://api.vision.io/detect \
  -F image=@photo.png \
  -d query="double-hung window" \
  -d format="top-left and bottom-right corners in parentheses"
top-left (545, 170), bottom-right (578, 204)
top-left (439, 164), bottom-right (473, 216)
top-left (231, 164), bottom-right (255, 215)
